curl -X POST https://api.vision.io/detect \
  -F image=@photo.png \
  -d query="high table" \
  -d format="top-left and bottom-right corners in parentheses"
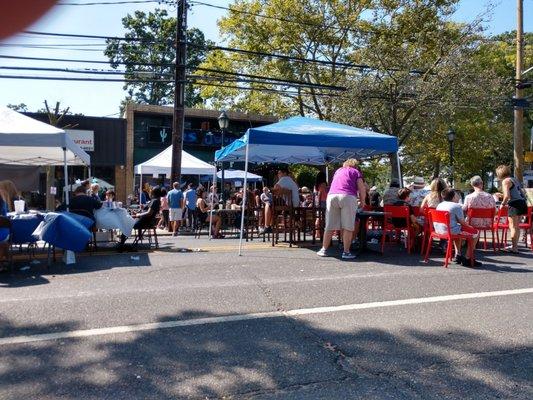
top-left (356, 210), bottom-right (388, 254)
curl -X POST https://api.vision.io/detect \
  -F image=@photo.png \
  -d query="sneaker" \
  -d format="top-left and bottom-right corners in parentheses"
top-left (462, 258), bottom-right (482, 267)
top-left (341, 252), bottom-right (356, 260)
top-left (172, 232), bottom-right (179, 237)
top-left (316, 248), bottom-right (328, 257)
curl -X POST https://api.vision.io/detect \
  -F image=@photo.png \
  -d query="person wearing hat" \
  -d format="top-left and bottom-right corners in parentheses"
top-left (381, 179), bottom-right (401, 206)
top-left (409, 177), bottom-right (429, 207)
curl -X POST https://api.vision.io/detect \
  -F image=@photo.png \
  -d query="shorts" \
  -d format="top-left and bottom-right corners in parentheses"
top-left (169, 208), bottom-right (183, 221)
top-left (325, 194), bottom-right (357, 231)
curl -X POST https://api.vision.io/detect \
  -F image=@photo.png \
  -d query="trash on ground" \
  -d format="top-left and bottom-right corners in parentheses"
top-left (20, 266), bottom-right (31, 271)
top-left (130, 256), bottom-right (140, 261)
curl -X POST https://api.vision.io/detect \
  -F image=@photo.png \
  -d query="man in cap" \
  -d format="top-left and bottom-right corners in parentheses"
top-left (409, 177), bottom-right (429, 207)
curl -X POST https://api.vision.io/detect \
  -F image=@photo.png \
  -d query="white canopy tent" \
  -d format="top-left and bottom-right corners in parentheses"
top-left (0, 106), bottom-right (91, 206)
top-left (135, 146), bottom-right (216, 177)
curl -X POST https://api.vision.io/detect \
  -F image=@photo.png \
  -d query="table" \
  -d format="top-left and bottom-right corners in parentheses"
top-left (8, 213), bottom-right (44, 245)
top-left (95, 207), bottom-right (136, 237)
top-left (217, 209), bottom-right (242, 233)
top-left (356, 210), bottom-right (388, 254)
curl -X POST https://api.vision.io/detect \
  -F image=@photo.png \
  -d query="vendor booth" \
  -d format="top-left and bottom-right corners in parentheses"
top-left (215, 116), bottom-right (399, 254)
top-left (0, 106), bottom-right (91, 206)
top-left (135, 146), bottom-right (216, 177)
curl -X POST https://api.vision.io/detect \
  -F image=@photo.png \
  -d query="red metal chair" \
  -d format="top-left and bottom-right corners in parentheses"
top-left (381, 205), bottom-right (414, 254)
top-left (493, 206), bottom-right (509, 250)
top-left (424, 209), bottom-right (475, 268)
top-left (519, 206), bottom-right (533, 250)
top-left (466, 207), bottom-right (496, 251)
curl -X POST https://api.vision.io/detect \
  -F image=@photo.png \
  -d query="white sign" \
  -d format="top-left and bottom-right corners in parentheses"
top-left (50, 186), bottom-right (57, 195)
top-left (65, 129), bottom-right (94, 151)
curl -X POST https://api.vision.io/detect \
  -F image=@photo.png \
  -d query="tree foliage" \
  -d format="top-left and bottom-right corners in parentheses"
top-left (198, 0), bottom-right (525, 184)
top-left (105, 8), bottom-right (211, 108)
top-left (198, 0), bottom-right (371, 118)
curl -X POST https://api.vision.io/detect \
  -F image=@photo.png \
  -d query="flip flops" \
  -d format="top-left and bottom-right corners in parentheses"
top-left (501, 246), bottom-right (519, 254)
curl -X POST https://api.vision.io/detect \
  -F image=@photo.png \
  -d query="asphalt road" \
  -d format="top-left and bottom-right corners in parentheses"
top-left (0, 238), bottom-right (532, 399)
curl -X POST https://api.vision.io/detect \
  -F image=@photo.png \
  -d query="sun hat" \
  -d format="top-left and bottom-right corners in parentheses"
top-left (412, 176), bottom-right (426, 188)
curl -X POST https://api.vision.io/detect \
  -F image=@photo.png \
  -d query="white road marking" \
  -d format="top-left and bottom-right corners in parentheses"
top-left (1, 287), bottom-right (532, 346)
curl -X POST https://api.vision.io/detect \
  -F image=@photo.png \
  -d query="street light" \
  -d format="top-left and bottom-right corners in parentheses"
top-left (447, 128), bottom-right (456, 187)
top-left (218, 110), bottom-right (229, 205)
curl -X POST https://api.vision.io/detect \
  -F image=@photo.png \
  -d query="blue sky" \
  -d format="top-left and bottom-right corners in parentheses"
top-left (0, 0), bottom-right (531, 117)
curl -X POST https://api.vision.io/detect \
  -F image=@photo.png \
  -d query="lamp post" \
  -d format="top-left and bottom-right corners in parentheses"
top-left (447, 128), bottom-right (456, 187)
top-left (218, 110), bottom-right (229, 205)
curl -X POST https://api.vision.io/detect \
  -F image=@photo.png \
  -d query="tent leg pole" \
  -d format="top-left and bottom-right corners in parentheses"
top-left (63, 147), bottom-right (69, 210)
top-left (208, 167), bottom-right (217, 240)
top-left (325, 164), bottom-right (329, 183)
top-left (238, 142), bottom-right (250, 256)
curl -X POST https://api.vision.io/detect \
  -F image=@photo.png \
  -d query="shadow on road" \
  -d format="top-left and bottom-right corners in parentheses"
top-left (0, 310), bottom-right (531, 399)
top-left (0, 253), bottom-right (152, 288)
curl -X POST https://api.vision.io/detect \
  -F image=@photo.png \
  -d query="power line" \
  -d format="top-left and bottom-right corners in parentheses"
top-left (0, 55), bottom-right (347, 91)
top-left (0, 66), bottom-right (344, 91)
top-left (23, 30), bottom-right (414, 73)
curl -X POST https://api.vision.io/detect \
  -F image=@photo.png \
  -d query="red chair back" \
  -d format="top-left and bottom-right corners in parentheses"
top-left (412, 206), bottom-right (421, 217)
top-left (467, 207), bottom-right (495, 229)
top-left (467, 207), bottom-right (495, 220)
top-left (427, 209), bottom-right (452, 238)
top-left (384, 205), bottom-right (410, 217)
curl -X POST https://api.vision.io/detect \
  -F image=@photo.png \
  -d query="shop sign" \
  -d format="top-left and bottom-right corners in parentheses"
top-left (66, 129), bottom-right (94, 151)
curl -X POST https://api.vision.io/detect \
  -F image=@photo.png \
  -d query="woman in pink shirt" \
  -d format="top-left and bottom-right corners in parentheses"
top-left (317, 159), bottom-right (366, 260)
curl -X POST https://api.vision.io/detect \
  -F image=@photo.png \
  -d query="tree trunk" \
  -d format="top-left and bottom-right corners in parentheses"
top-left (390, 153), bottom-right (402, 185)
top-left (432, 160), bottom-right (441, 180)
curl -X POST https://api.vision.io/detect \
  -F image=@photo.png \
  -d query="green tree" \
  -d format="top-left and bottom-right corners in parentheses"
top-left (334, 0), bottom-right (509, 180)
top-left (198, 0), bottom-right (371, 118)
top-left (105, 8), bottom-right (211, 108)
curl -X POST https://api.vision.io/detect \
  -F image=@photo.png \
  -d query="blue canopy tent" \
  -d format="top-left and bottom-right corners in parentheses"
top-left (214, 116), bottom-right (399, 254)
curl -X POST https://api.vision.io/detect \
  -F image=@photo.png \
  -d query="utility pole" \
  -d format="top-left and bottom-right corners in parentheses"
top-left (513, 0), bottom-right (524, 182)
top-left (170, 0), bottom-right (187, 184)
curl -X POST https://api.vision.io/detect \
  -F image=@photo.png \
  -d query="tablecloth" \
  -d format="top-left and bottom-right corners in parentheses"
top-left (94, 207), bottom-right (136, 237)
top-left (34, 212), bottom-right (92, 252)
top-left (9, 213), bottom-right (44, 244)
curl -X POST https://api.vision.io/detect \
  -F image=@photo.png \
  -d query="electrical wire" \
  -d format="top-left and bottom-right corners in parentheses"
top-left (0, 56), bottom-right (347, 91)
top-left (22, 30), bottom-right (425, 74)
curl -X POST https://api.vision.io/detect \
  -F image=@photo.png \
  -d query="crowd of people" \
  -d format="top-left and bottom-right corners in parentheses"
top-left (1, 159), bottom-right (532, 267)
top-left (316, 162), bottom-right (531, 264)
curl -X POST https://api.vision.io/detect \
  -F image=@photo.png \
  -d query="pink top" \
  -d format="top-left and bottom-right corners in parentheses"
top-left (160, 195), bottom-right (169, 211)
top-left (329, 167), bottom-right (362, 196)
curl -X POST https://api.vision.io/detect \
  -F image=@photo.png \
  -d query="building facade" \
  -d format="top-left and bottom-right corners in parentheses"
top-left (124, 104), bottom-right (277, 194)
